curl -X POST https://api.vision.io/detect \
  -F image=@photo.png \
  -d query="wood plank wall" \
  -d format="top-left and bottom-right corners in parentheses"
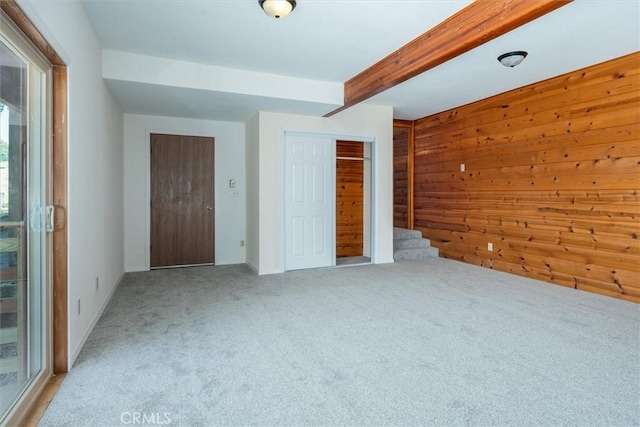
top-left (393, 126), bottom-right (409, 228)
top-left (412, 52), bottom-right (640, 302)
top-left (336, 141), bottom-right (364, 258)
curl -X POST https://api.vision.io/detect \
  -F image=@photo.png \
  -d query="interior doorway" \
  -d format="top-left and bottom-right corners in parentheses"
top-left (336, 140), bottom-right (371, 266)
top-left (150, 134), bottom-right (215, 268)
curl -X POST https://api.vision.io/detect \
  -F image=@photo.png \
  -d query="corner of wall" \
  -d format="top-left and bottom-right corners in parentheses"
top-left (245, 113), bottom-right (260, 271)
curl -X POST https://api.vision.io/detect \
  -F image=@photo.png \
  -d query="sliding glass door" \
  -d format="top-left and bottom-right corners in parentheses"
top-left (0, 14), bottom-right (51, 423)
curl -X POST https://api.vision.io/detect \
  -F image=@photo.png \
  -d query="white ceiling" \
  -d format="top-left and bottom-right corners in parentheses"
top-left (82, 0), bottom-right (640, 122)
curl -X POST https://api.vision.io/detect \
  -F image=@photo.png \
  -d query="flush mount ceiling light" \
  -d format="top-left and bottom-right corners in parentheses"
top-left (498, 51), bottom-right (528, 67)
top-left (259, 0), bottom-right (296, 19)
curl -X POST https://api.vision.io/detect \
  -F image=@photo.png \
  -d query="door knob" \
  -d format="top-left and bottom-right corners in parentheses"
top-left (207, 206), bottom-right (214, 211)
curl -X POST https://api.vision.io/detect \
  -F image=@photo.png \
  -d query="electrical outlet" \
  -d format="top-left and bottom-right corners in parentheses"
top-left (240, 240), bottom-right (245, 247)
top-left (95, 276), bottom-right (99, 291)
top-left (460, 163), bottom-right (466, 172)
top-left (487, 242), bottom-right (493, 252)
top-left (77, 299), bottom-right (81, 315)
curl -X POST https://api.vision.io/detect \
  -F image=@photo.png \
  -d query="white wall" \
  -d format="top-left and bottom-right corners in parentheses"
top-left (103, 50), bottom-right (343, 106)
top-left (16, 0), bottom-right (391, 367)
top-left (245, 114), bottom-right (260, 272)
top-left (124, 114), bottom-right (246, 272)
top-left (250, 104), bottom-right (394, 275)
top-left (17, 0), bottom-right (125, 366)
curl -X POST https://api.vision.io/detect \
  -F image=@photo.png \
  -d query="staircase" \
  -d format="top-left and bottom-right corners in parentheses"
top-left (393, 227), bottom-right (439, 261)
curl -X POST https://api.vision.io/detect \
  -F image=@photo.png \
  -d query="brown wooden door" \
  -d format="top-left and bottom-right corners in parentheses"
top-left (150, 134), bottom-right (214, 268)
top-left (336, 140), bottom-right (364, 258)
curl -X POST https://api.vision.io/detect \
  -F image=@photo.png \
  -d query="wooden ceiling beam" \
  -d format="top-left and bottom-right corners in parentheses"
top-left (326, 0), bottom-right (573, 117)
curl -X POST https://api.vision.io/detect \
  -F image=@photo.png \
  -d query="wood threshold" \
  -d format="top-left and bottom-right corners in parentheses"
top-left (325, 0), bottom-right (573, 117)
top-left (21, 374), bottom-right (67, 427)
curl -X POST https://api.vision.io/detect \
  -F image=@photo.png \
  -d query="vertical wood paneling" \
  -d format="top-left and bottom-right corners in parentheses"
top-left (336, 140), bottom-right (364, 258)
top-left (394, 120), bottom-right (415, 229)
top-left (413, 52), bottom-right (640, 302)
top-left (393, 126), bottom-right (409, 228)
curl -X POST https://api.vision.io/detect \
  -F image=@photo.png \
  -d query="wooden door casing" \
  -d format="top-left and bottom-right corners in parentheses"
top-left (150, 134), bottom-right (214, 268)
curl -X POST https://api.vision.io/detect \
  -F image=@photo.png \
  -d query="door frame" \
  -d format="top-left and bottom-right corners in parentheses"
top-left (144, 130), bottom-right (216, 270)
top-left (0, 0), bottom-right (68, 374)
top-left (0, 2), bottom-right (68, 424)
top-left (282, 131), bottom-right (377, 271)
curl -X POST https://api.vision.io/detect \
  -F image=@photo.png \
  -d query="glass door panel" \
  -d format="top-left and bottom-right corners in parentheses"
top-left (0, 35), bottom-right (47, 421)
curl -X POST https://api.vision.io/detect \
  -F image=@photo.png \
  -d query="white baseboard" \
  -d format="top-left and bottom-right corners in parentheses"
top-left (245, 261), bottom-right (259, 274)
top-left (69, 271), bottom-right (125, 368)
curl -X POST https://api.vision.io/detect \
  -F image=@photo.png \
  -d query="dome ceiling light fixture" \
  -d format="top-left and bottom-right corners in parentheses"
top-left (498, 51), bottom-right (528, 67)
top-left (259, 0), bottom-right (297, 19)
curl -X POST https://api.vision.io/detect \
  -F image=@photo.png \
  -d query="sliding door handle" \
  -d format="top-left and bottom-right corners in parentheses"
top-left (45, 205), bottom-right (55, 232)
